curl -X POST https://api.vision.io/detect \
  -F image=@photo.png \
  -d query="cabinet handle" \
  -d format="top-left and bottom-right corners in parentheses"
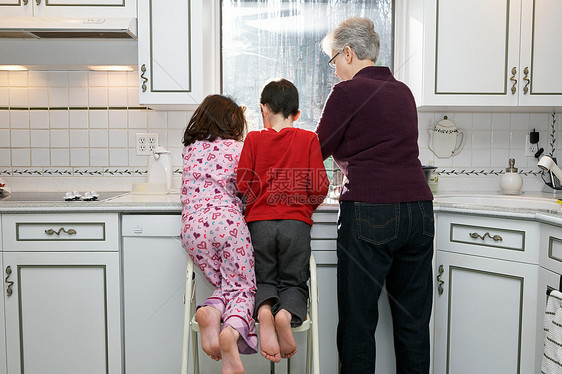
top-left (45, 227), bottom-right (77, 236)
top-left (469, 232), bottom-right (503, 241)
top-left (5, 266), bottom-right (13, 297)
top-left (510, 67), bottom-right (517, 94)
top-left (23, 0), bottom-right (28, 5)
top-left (437, 265), bottom-right (444, 295)
top-left (523, 67), bottom-right (530, 94)
top-left (35, 0), bottom-right (40, 5)
top-left (140, 64), bottom-right (148, 92)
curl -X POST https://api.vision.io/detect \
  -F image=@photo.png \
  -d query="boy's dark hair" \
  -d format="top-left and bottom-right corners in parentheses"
top-left (182, 94), bottom-right (246, 146)
top-left (260, 78), bottom-right (299, 119)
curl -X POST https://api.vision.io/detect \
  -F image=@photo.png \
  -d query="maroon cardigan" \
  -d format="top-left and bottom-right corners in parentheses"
top-left (316, 66), bottom-right (433, 203)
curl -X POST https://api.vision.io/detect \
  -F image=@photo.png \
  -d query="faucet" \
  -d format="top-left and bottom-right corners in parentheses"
top-left (538, 156), bottom-right (562, 188)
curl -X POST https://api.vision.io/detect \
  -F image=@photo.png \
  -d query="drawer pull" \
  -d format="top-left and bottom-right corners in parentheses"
top-left (5, 266), bottom-right (13, 297)
top-left (510, 67), bottom-right (517, 94)
top-left (469, 232), bottom-right (502, 241)
top-left (141, 64), bottom-right (148, 92)
top-left (523, 66), bottom-right (530, 94)
top-left (45, 228), bottom-right (77, 236)
top-left (437, 265), bottom-right (445, 295)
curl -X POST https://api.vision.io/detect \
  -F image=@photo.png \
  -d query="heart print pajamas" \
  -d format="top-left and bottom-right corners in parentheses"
top-left (180, 138), bottom-right (257, 354)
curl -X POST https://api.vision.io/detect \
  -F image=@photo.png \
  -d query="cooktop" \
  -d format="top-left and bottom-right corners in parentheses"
top-left (0, 191), bottom-right (127, 202)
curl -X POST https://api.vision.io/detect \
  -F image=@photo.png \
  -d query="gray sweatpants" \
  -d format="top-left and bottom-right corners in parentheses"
top-left (248, 219), bottom-right (311, 327)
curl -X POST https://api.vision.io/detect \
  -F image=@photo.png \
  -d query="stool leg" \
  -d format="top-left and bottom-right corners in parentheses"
top-left (306, 329), bottom-right (312, 374)
top-left (192, 332), bottom-right (199, 374)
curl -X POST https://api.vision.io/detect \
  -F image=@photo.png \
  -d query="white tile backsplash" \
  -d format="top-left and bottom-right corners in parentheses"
top-left (89, 129), bottom-right (109, 148)
top-left (88, 87), bottom-right (108, 107)
top-left (10, 88), bottom-right (28, 107)
top-left (89, 110), bottom-right (108, 128)
top-left (0, 130), bottom-right (9, 147)
top-left (28, 88), bottom-right (49, 107)
top-left (0, 88), bottom-right (9, 107)
top-left (29, 110), bottom-right (49, 129)
top-left (31, 148), bottom-right (50, 166)
top-left (11, 130), bottom-right (29, 148)
top-left (0, 70), bottom-right (559, 194)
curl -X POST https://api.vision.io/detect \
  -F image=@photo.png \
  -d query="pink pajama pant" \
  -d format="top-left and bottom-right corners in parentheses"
top-left (181, 206), bottom-right (257, 354)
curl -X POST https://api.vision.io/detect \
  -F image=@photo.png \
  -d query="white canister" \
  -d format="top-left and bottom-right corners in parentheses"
top-left (500, 158), bottom-right (523, 195)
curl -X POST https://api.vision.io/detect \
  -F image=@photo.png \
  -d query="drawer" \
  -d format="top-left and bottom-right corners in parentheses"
top-left (2, 213), bottom-right (119, 251)
top-left (540, 222), bottom-right (562, 274)
top-left (122, 214), bottom-right (181, 237)
top-left (437, 213), bottom-right (540, 264)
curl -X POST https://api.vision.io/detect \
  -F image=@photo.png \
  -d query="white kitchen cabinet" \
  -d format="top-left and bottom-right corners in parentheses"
top-left (402, 0), bottom-right (562, 107)
top-left (0, 216), bottom-right (6, 374)
top-left (0, 0), bottom-right (135, 18)
top-left (434, 250), bottom-right (539, 374)
top-left (311, 212), bottom-right (396, 374)
top-left (1, 213), bottom-right (122, 374)
top-left (137, 0), bottom-right (220, 109)
top-left (433, 212), bottom-right (546, 374)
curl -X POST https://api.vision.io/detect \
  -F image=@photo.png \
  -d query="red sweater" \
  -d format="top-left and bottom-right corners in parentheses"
top-left (236, 127), bottom-right (329, 225)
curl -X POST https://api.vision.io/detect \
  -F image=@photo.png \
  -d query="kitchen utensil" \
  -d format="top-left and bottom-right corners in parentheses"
top-left (428, 116), bottom-right (466, 158)
top-left (147, 146), bottom-right (172, 192)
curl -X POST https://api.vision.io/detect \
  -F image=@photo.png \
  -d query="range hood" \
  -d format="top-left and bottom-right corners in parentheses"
top-left (0, 17), bottom-right (137, 39)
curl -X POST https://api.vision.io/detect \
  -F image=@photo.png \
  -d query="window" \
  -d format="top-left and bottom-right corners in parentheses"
top-left (222, 0), bottom-right (394, 132)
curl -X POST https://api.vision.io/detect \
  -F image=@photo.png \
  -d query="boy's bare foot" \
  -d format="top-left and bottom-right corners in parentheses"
top-left (195, 306), bottom-right (222, 361)
top-left (275, 309), bottom-right (297, 359)
top-left (257, 306), bottom-right (281, 363)
top-left (219, 326), bottom-right (245, 374)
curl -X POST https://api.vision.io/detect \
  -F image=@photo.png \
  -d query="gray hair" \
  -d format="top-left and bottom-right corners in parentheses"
top-left (321, 17), bottom-right (380, 63)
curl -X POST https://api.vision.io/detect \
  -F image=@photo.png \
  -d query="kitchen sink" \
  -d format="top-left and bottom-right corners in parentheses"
top-left (434, 194), bottom-right (562, 211)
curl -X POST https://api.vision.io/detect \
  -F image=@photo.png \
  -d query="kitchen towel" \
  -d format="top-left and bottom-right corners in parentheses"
top-left (542, 290), bottom-right (562, 374)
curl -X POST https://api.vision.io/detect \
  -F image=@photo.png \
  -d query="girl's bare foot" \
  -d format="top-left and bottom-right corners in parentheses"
top-left (275, 309), bottom-right (297, 359)
top-left (219, 326), bottom-right (245, 374)
top-left (195, 306), bottom-right (222, 361)
top-left (257, 305), bottom-right (281, 363)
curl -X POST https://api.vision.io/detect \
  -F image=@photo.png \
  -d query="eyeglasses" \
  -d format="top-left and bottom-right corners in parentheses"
top-left (328, 52), bottom-right (340, 69)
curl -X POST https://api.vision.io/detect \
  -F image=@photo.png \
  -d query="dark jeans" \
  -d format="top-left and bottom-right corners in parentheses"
top-left (337, 201), bottom-right (434, 374)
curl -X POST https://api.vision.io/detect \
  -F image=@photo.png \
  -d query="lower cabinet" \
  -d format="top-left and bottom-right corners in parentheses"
top-left (434, 249), bottom-right (540, 374)
top-left (3, 251), bottom-right (122, 374)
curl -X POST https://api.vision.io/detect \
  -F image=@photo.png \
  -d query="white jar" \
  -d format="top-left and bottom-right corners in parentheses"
top-left (500, 158), bottom-right (523, 195)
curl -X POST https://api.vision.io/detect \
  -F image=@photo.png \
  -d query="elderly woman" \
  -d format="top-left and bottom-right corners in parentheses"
top-left (315, 17), bottom-right (434, 374)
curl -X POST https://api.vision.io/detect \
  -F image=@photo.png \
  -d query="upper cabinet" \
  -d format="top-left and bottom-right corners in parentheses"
top-left (137, 0), bottom-right (220, 109)
top-left (0, 0), bottom-right (136, 18)
top-left (398, 0), bottom-right (562, 108)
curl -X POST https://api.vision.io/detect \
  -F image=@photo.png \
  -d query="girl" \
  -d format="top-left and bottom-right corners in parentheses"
top-left (180, 95), bottom-right (257, 374)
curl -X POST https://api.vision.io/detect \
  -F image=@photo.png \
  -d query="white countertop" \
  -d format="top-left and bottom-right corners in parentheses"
top-left (1, 191), bottom-right (561, 226)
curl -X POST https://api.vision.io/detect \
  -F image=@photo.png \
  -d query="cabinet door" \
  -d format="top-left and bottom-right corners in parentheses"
top-left (137, 0), bottom-right (206, 106)
top-left (0, 0), bottom-right (32, 16)
top-left (123, 236), bottom-right (189, 374)
top-left (3, 252), bottom-right (121, 374)
top-left (518, 0), bottom-right (562, 106)
top-left (422, 0), bottom-right (521, 106)
top-left (434, 250), bottom-right (538, 374)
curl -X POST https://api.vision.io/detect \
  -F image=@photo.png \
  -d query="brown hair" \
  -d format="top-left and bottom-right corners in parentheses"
top-left (182, 94), bottom-right (247, 146)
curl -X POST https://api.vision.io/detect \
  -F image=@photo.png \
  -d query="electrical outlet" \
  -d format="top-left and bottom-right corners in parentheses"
top-left (525, 134), bottom-right (538, 157)
top-left (136, 133), bottom-right (158, 155)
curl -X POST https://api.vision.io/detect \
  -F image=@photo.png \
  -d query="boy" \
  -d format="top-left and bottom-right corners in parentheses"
top-left (236, 78), bottom-right (329, 363)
